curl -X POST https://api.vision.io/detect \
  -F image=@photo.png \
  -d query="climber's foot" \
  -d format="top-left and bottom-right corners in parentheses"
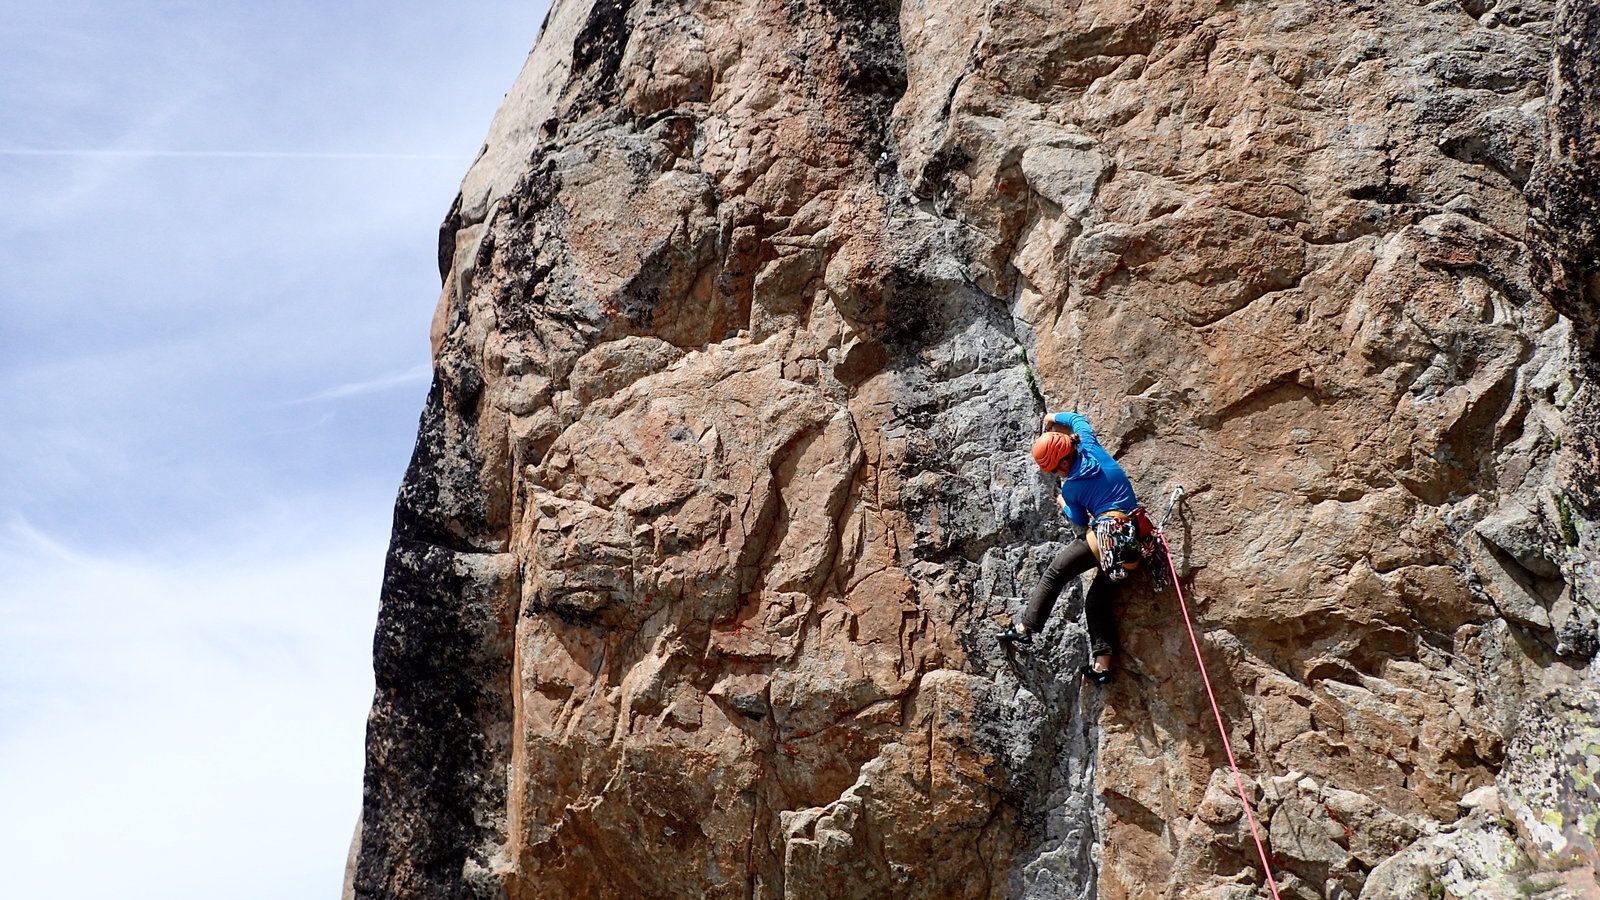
top-left (997, 623), bottom-right (1033, 649)
top-left (1082, 655), bottom-right (1113, 685)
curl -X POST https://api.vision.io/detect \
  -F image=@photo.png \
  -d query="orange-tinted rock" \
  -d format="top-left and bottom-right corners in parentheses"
top-left (351, 1), bottom-right (1600, 897)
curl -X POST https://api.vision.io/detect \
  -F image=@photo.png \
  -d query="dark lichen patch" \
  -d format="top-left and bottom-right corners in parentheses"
top-left (566, 0), bottom-right (636, 111)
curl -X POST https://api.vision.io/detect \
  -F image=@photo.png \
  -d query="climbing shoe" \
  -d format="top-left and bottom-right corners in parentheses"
top-left (997, 624), bottom-right (1033, 648)
top-left (1080, 664), bottom-right (1113, 686)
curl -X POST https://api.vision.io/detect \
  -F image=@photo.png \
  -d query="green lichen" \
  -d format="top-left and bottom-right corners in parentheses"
top-left (1517, 876), bottom-right (1560, 897)
top-left (1016, 349), bottom-right (1045, 406)
top-left (1423, 879), bottom-right (1447, 900)
top-left (1556, 380), bottom-right (1577, 409)
top-left (1540, 809), bottom-right (1564, 829)
top-left (1554, 493), bottom-right (1580, 547)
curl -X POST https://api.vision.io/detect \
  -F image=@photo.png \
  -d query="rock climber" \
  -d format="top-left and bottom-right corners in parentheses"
top-left (998, 411), bottom-right (1153, 685)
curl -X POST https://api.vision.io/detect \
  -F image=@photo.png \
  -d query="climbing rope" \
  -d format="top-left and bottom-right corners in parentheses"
top-left (1157, 488), bottom-right (1283, 900)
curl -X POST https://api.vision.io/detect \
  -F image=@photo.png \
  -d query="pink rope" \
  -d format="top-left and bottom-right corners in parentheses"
top-left (1158, 534), bottom-right (1283, 900)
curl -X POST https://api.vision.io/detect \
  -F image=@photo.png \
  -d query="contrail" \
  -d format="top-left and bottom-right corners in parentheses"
top-left (284, 363), bottom-right (434, 405)
top-left (0, 148), bottom-right (469, 160)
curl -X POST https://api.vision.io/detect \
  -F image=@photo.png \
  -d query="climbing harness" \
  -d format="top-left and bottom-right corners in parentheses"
top-left (1156, 486), bottom-right (1284, 900)
top-left (1088, 508), bottom-right (1159, 582)
top-left (1091, 513), bottom-right (1142, 580)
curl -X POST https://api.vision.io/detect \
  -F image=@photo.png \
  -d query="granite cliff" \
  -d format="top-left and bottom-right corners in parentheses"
top-left (348, 1), bottom-right (1600, 897)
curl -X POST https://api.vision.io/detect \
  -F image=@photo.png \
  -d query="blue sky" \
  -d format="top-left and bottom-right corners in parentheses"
top-left (0, 2), bottom-right (550, 896)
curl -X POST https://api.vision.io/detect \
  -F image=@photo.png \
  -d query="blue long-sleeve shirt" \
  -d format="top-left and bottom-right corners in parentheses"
top-left (1050, 412), bottom-right (1139, 528)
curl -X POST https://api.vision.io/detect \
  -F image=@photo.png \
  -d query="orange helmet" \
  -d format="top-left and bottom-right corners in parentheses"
top-left (1032, 432), bottom-right (1076, 473)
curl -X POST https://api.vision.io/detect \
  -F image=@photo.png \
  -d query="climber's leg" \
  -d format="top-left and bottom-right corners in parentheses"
top-left (1000, 540), bottom-right (1098, 645)
top-left (1082, 571), bottom-right (1119, 682)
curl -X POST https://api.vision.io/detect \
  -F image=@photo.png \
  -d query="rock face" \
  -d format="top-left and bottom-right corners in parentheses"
top-left (349, 1), bottom-right (1599, 898)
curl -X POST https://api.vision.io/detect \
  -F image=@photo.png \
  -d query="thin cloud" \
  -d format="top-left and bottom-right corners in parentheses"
top-left (0, 508), bottom-right (383, 900)
top-left (22, 92), bottom-right (201, 222)
top-left (1, 514), bottom-right (82, 564)
top-left (286, 362), bottom-right (433, 405)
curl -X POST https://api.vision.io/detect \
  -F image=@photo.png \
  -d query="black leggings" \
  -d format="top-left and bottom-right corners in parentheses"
top-left (1022, 539), bottom-right (1118, 657)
